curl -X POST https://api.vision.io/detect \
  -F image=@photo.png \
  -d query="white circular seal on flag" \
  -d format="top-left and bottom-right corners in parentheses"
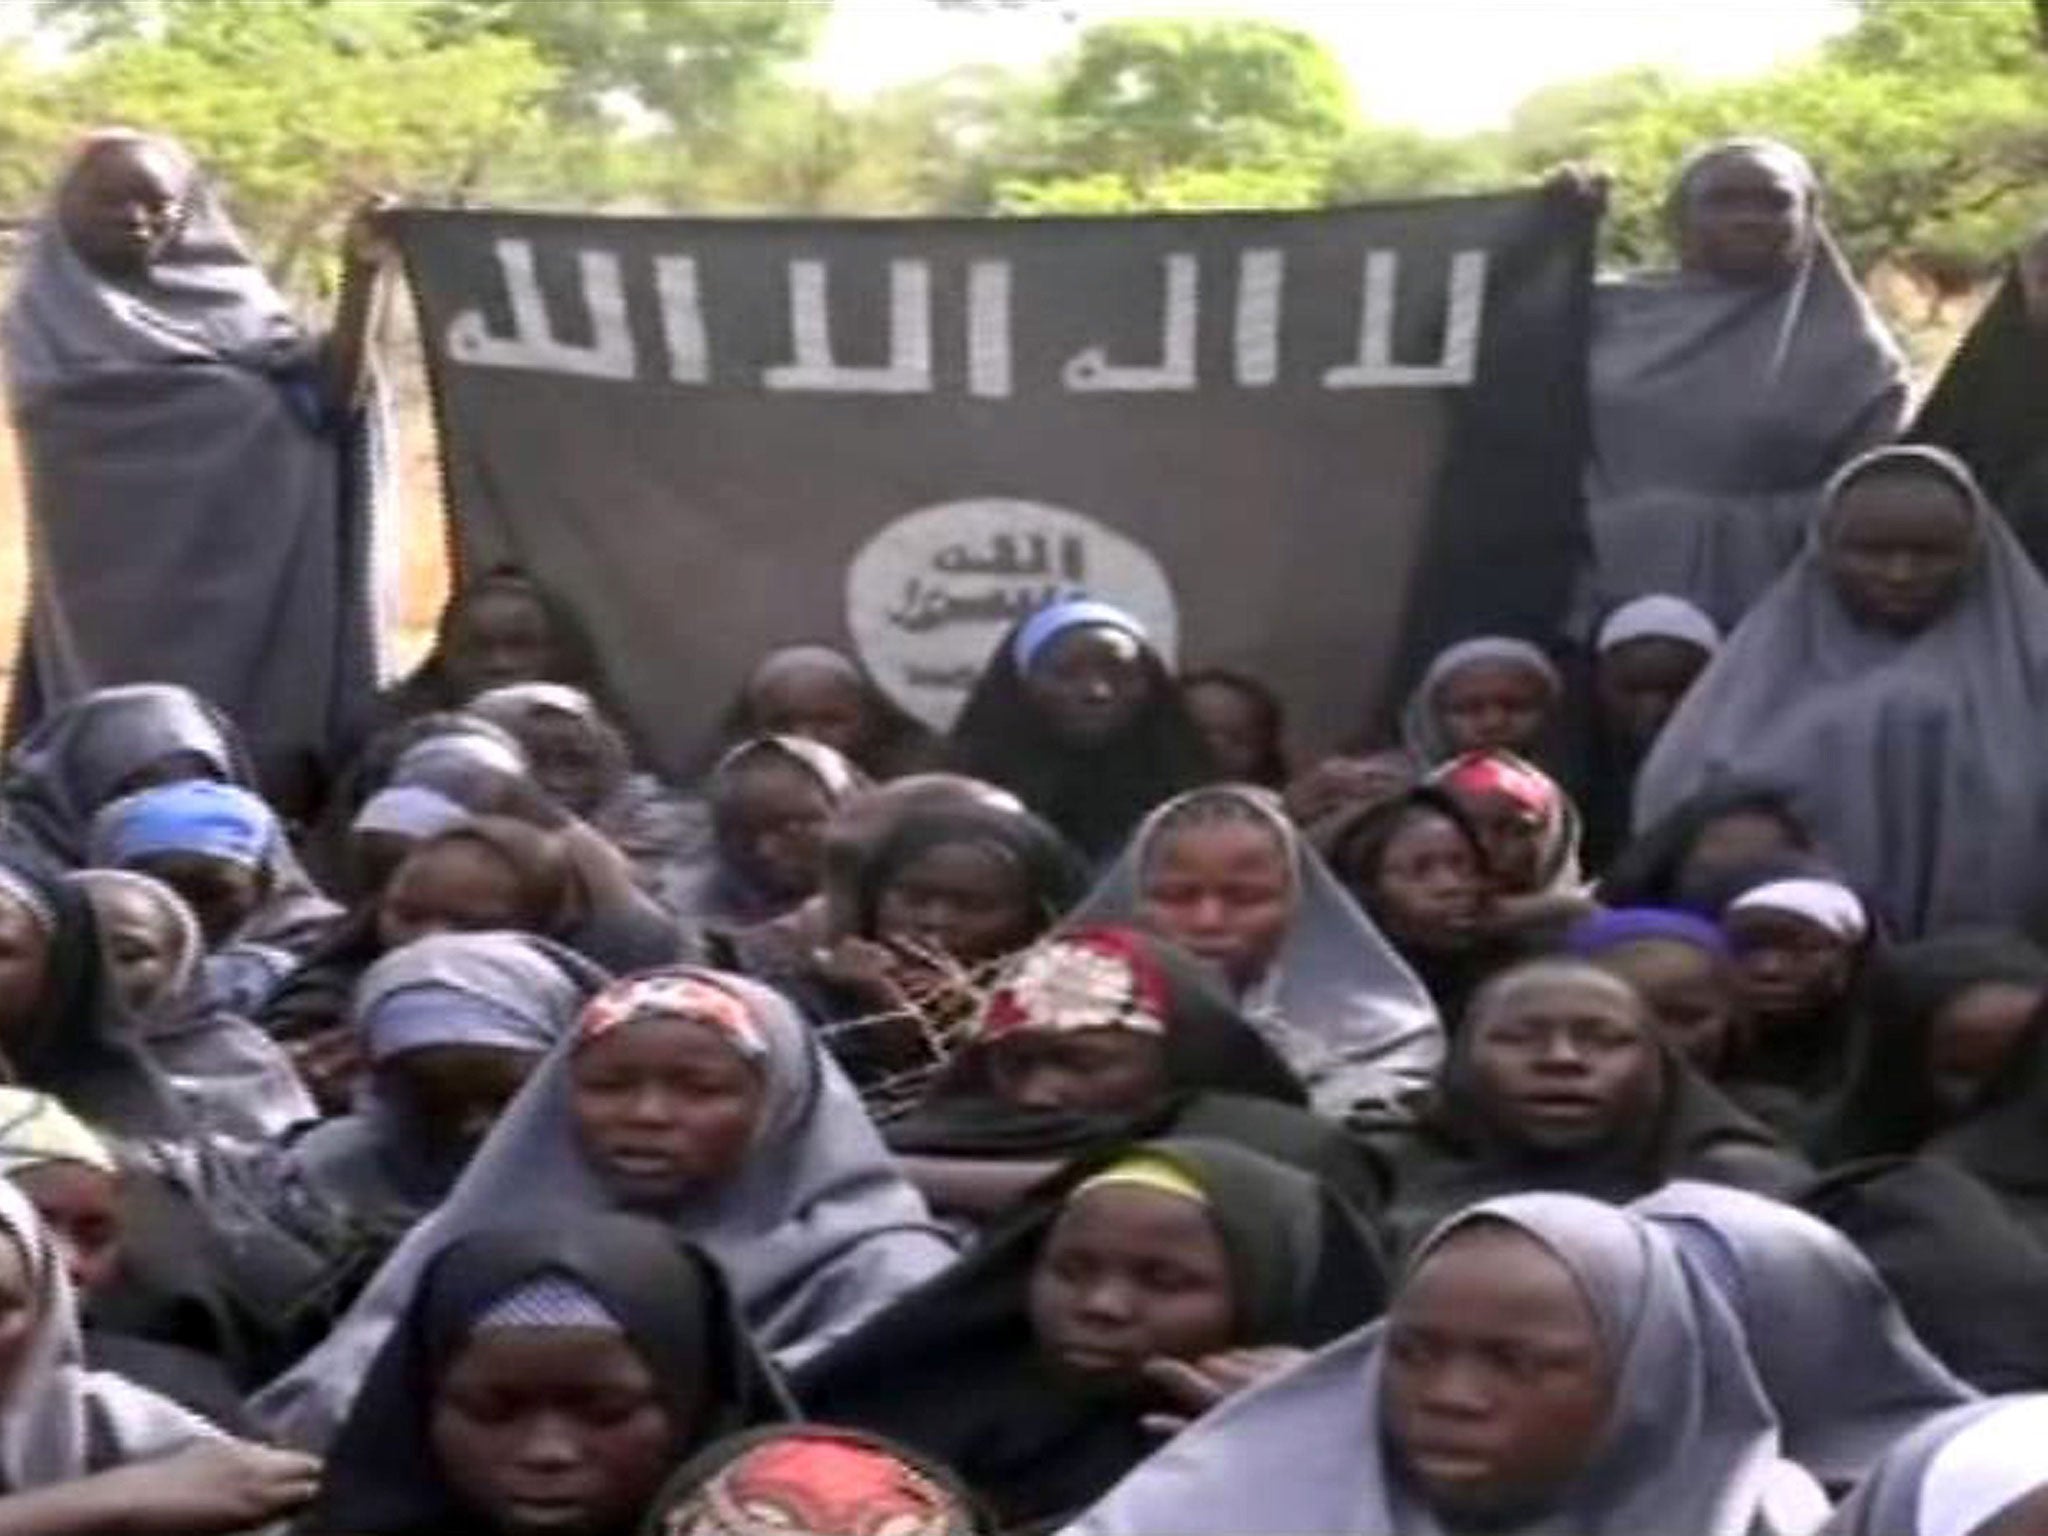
top-left (846, 499), bottom-right (1179, 732)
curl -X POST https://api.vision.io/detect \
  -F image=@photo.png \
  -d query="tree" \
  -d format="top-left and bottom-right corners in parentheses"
top-left (989, 16), bottom-right (1359, 212)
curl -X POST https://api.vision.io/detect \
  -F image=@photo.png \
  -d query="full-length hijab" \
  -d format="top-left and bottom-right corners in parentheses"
top-left (1817, 1396), bottom-right (2048, 1536)
top-left (297, 1214), bottom-right (794, 1536)
top-left (2, 133), bottom-right (381, 791)
top-left (1635, 1181), bottom-right (1974, 1488)
top-left (796, 1138), bottom-right (1388, 1531)
top-left (254, 967), bottom-right (954, 1450)
top-left (1072, 786), bottom-right (1440, 1117)
top-left (0, 1180), bottom-right (218, 1490)
top-left (1062, 1194), bottom-right (1804, 1536)
top-left (1584, 139), bottom-right (1907, 627)
top-left (1636, 445), bottom-right (2048, 938)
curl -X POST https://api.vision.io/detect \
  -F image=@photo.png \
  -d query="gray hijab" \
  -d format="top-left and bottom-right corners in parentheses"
top-left (2, 133), bottom-right (381, 788)
top-left (0, 684), bottom-right (338, 950)
top-left (252, 966), bottom-right (955, 1451)
top-left (1063, 1192), bottom-right (1807, 1536)
top-left (1636, 445), bottom-right (2048, 937)
top-left (1071, 784), bottom-right (1441, 1118)
top-left (1399, 637), bottom-right (1562, 767)
top-left (1636, 1181), bottom-right (1975, 1488)
top-left (1585, 138), bottom-right (1907, 628)
top-left (1818, 1396), bottom-right (2048, 1536)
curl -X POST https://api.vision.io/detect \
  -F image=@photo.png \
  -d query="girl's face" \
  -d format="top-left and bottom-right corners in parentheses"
top-left (984, 1029), bottom-right (1170, 1116)
top-left (1182, 682), bottom-right (1274, 784)
top-left (59, 140), bottom-right (186, 279)
top-left (445, 588), bottom-right (564, 702)
top-left (0, 1231), bottom-right (35, 1399)
top-left (1468, 975), bottom-right (1661, 1153)
top-left (1140, 817), bottom-right (1294, 990)
top-left (90, 883), bottom-right (184, 1014)
top-left (1383, 1223), bottom-right (1612, 1526)
top-left (570, 1017), bottom-right (767, 1209)
top-left (1434, 662), bottom-right (1551, 757)
top-left (377, 842), bottom-right (532, 952)
top-left (1449, 789), bottom-right (1546, 897)
top-left (1028, 1184), bottom-right (1235, 1382)
top-left (1591, 940), bottom-right (1738, 1078)
top-left (1023, 626), bottom-right (1152, 746)
top-left (10, 1161), bottom-right (123, 1299)
top-left (1596, 639), bottom-right (1709, 753)
top-left (873, 841), bottom-right (1040, 965)
top-left (518, 714), bottom-right (618, 818)
top-left (432, 1325), bottom-right (681, 1536)
top-left (131, 851), bottom-right (262, 950)
top-left (0, 898), bottom-right (52, 1046)
top-left (1823, 472), bottom-right (1977, 637)
top-left (1926, 981), bottom-right (2047, 1119)
top-left (746, 662), bottom-right (869, 760)
top-left (1369, 811), bottom-right (1484, 952)
top-left (1676, 811), bottom-right (1800, 895)
top-left (1678, 149), bottom-right (1811, 283)
top-left (718, 762), bottom-right (833, 901)
top-left (1722, 908), bottom-right (1853, 1030)
top-left (385, 1044), bottom-right (545, 1158)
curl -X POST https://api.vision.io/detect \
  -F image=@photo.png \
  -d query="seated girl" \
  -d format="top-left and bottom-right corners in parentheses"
top-left (1399, 636), bottom-right (1564, 769)
top-left (1428, 750), bottom-right (1594, 945)
top-left (796, 1139), bottom-right (1387, 1532)
top-left (682, 736), bottom-right (863, 932)
top-left (949, 599), bottom-right (1215, 864)
top-left (1358, 959), bottom-right (1809, 1263)
top-left (254, 967), bottom-right (955, 1449)
top-left (1064, 1192), bottom-right (1827, 1536)
top-left (724, 642), bottom-right (939, 782)
top-left (293, 1212), bottom-right (792, 1536)
top-left (1568, 906), bottom-right (1747, 1082)
top-left (781, 799), bottom-right (1083, 1119)
top-left (0, 1178), bottom-right (320, 1536)
top-left (1075, 784), bottom-right (1440, 1121)
top-left (68, 868), bottom-right (314, 1139)
top-left (886, 925), bottom-right (1380, 1223)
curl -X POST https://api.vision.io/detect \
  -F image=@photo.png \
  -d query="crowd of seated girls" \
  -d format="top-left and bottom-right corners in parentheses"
top-left (12, 142), bottom-right (2048, 1534)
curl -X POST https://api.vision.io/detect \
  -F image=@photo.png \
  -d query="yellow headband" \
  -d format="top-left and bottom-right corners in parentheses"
top-left (1070, 1152), bottom-right (1207, 1208)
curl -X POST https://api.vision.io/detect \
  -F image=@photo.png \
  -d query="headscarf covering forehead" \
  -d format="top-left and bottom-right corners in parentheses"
top-left (0, 1087), bottom-right (116, 1176)
top-left (354, 931), bottom-right (586, 1060)
top-left (253, 966), bottom-right (952, 1448)
top-left (1072, 784), bottom-right (1440, 1116)
top-left (579, 971), bottom-right (771, 1062)
top-left (4, 130), bottom-right (302, 405)
top-left (647, 1426), bottom-right (986, 1536)
top-left (1634, 1181), bottom-right (1974, 1487)
top-left (714, 734), bottom-right (862, 802)
top-left (1597, 593), bottom-right (1723, 655)
top-left (1635, 443), bottom-right (2048, 938)
top-left (88, 779), bottom-right (278, 870)
top-left (1821, 441), bottom-right (1990, 539)
top-left (1400, 636), bottom-right (1562, 765)
top-left (1062, 1191), bottom-right (1792, 1536)
top-left (1670, 136), bottom-right (1818, 228)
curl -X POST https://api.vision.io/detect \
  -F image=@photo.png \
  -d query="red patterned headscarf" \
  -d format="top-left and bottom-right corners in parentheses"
top-left (654, 1428), bottom-right (983, 1536)
top-left (576, 971), bottom-right (769, 1061)
top-left (976, 927), bottom-right (1172, 1043)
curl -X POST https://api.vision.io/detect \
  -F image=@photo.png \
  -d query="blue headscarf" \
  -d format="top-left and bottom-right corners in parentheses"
top-left (89, 780), bottom-right (278, 870)
top-left (1010, 598), bottom-right (1149, 674)
top-left (1567, 906), bottom-right (1731, 959)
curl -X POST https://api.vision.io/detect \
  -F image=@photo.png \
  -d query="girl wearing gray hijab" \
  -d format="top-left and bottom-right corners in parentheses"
top-left (1071, 785), bottom-right (1441, 1121)
top-left (0, 684), bottom-right (338, 953)
top-left (1637, 444), bottom-right (2048, 938)
top-left (1635, 1181), bottom-right (1975, 1492)
top-left (1585, 138), bottom-right (1907, 629)
top-left (1060, 1192), bottom-right (1825, 1536)
top-left (252, 966), bottom-right (956, 1451)
top-left (1818, 1396), bottom-right (2048, 1536)
top-left (2, 132), bottom-right (387, 806)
